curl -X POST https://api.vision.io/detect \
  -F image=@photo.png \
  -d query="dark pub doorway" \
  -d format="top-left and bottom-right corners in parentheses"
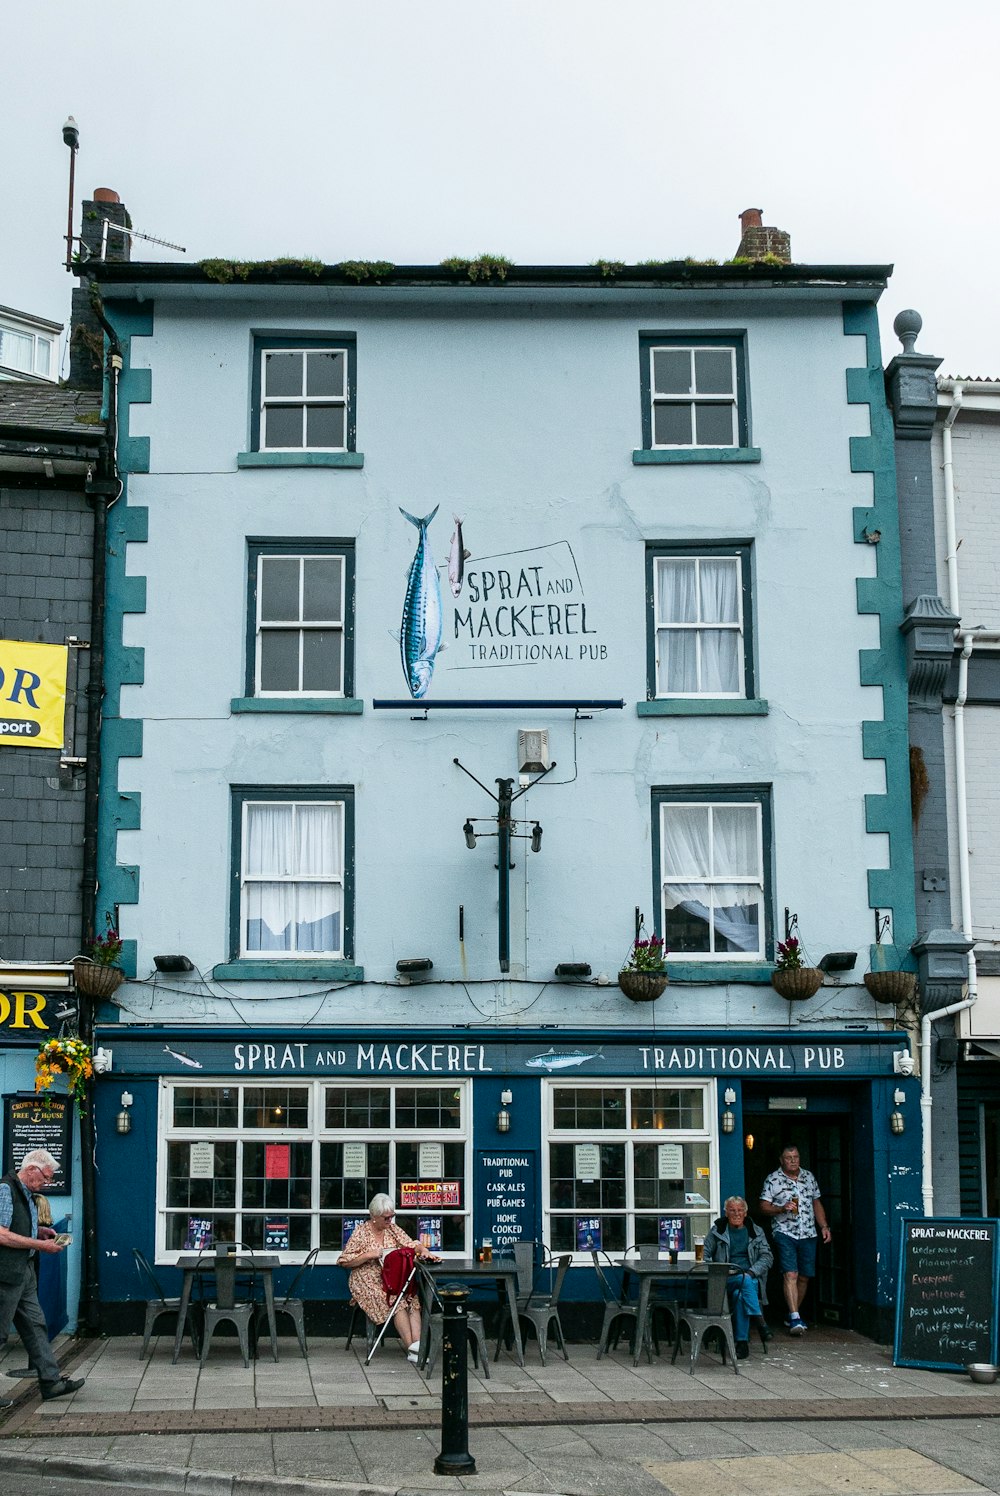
top-left (741, 1088), bottom-right (853, 1329)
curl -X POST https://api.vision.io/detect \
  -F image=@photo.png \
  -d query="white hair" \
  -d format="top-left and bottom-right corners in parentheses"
top-left (21, 1150), bottom-right (58, 1173)
top-left (368, 1193), bottom-right (394, 1217)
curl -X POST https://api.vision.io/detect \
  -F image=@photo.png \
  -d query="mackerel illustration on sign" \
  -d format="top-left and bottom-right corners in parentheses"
top-left (399, 505), bottom-right (443, 698)
top-left (525, 1048), bottom-right (603, 1072)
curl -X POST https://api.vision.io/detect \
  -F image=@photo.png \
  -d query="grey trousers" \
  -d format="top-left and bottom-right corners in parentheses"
top-left (0, 1261), bottom-right (62, 1385)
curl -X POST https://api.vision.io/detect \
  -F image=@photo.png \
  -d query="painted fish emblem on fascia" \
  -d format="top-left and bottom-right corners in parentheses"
top-left (525, 1048), bottom-right (604, 1071)
top-left (163, 1044), bottom-right (203, 1069)
top-left (448, 515), bottom-right (470, 598)
top-left (399, 505), bottom-right (442, 699)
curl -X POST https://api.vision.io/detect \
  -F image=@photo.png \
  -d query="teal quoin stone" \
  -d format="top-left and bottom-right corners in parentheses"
top-left (845, 303), bottom-right (917, 972)
top-left (98, 304), bottom-right (154, 984)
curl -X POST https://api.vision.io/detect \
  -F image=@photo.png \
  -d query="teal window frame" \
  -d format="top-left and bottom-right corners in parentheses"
top-left (645, 542), bottom-right (756, 702)
top-left (244, 538), bottom-right (356, 700)
top-left (638, 333), bottom-right (752, 454)
top-left (651, 784), bottom-right (774, 967)
top-left (229, 785), bottom-right (356, 966)
top-left (250, 335), bottom-right (357, 453)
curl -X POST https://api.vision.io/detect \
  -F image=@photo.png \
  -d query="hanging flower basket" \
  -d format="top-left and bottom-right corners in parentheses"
top-left (770, 967), bottom-right (824, 1002)
top-left (35, 1035), bottom-right (94, 1115)
top-left (863, 970), bottom-right (917, 1006)
top-left (618, 970), bottom-right (668, 1003)
top-left (72, 958), bottom-right (125, 1000)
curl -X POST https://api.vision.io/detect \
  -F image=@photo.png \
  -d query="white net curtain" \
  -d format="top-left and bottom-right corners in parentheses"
top-left (655, 557), bottom-right (741, 696)
top-left (244, 802), bottom-right (343, 955)
top-left (661, 802), bottom-right (762, 956)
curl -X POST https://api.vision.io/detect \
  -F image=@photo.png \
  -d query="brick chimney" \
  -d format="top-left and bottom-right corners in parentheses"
top-left (69, 189), bottom-right (132, 390)
top-left (735, 207), bottom-right (791, 264)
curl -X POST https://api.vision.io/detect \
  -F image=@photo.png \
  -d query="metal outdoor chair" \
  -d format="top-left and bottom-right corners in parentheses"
top-left (199, 1248), bottom-right (257, 1368)
top-left (591, 1249), bottom-right (653, 1362)
top-left (419, 1270), bottom-right (490, 1378)
top-left (345, 1300), bottom-right (380, 1356)
top-left (515, 1251), bottom-right (571, 1366)
top-left (671, 1261), bottom-right (740, 1376)
top-left (258, 1247), bottom-right (319, 1357)
top-left (133, 1247), bottom-right (198, 1358)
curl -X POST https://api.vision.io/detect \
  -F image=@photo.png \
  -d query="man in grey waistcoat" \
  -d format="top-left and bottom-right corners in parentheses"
top-left (0, 1150), bottom-right (84, 1405)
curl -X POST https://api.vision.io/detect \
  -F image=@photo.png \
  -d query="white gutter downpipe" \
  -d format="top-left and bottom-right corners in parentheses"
top-left (922, 382), bottom-right (977, 1215)
top-left (922, 626), bottom-right (978, 1214)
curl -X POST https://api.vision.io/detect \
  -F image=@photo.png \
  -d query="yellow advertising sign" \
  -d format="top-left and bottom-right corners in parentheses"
top-left (0, 639), bottom-right (68, 749)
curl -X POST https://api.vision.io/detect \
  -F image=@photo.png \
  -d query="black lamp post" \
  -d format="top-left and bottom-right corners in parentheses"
top-left (455, 757), bottom-right (555, 972)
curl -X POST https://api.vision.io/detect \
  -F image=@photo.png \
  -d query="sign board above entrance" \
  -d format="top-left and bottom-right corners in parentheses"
top-left (106, 1034), bottom-right (902, 1079)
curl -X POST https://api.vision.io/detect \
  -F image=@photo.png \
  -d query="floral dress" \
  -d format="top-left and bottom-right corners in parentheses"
top-left (339, 1219), bottom-right (421, 1324)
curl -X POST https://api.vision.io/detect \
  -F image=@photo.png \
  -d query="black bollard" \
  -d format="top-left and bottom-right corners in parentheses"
top-left (433, 1286), bottom-right (477, 1476)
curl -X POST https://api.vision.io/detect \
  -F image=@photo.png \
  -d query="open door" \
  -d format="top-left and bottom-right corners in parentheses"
top-left (742, 1106), bottom-right (853, 1328)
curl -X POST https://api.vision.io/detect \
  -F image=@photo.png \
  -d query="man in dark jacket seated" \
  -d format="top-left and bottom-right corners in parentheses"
top-left (703, 1195), bottom-right (773, 1360)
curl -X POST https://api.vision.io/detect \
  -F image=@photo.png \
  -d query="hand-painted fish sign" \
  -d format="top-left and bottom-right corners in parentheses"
top-left (399, 506), bottom-right (442, 698)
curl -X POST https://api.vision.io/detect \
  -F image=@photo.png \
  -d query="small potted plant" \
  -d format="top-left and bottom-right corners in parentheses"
top-left (619, 934), bottom-right (668, 1003)
top-left (770, 936), bottom-right (824, 1002)
top-left (35, 1035), bottom-right (94, 1115)
top-left (73, 915), bottom-right (126, 1000)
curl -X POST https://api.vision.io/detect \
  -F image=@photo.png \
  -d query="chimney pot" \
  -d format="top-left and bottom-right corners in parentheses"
top-left (739, 208), bottom-right (763, 232)
top-left (93, 187), bottom-right (120, 203)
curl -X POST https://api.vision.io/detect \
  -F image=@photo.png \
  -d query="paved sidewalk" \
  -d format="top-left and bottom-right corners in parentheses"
top-left (1, 1330), bottom-right (999, 1494)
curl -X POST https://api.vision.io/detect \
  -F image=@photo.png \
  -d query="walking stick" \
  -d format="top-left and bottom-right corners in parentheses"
top-left (366, 1252), bottom-right (421, 1364)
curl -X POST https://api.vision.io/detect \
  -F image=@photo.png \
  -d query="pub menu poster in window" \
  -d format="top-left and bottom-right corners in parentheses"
top-left (185, 1218), bottom-right (214, 1251)
top-left (342, 1217), bottom-right (366, 1247)
top-left (659, 1216), bottom-right (686, 1250)
top-left (264, 1219), bottom-right (290, 1251)
top-left (576, 1217), bottom-right (602, 1251)
top-left (418, 1217), bottom-right (443, 1250)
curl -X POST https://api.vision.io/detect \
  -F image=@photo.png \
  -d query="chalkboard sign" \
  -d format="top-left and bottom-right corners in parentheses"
top-left (894, 1217), bottom-right (999, 1371)
top-left (479, 1150), bottom-right (536, 1251)
top-left (2, 1093), bottom-right (74, 1194)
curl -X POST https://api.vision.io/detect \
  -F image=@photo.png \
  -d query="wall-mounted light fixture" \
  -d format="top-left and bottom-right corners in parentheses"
top-left (153, 954), bottom-right (195, 973)
top-left (396, 958), bottom-right (433, 985)
top-left (497, 1089), bottom-right (513, 1133)
top-left (745, 1133), bottom-right (755, 1151)
top-left (116, 1090), bottom-right (133, 1135)
top-left (721, 1109), bottom-right (736, 1134)
top-left (818, 951), bottom-right (857, 976)
top-left (890, 1110), bottom-right (905, 1135)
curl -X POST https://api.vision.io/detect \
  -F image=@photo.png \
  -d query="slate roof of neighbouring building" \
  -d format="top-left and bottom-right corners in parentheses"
top-left (0, 382), bottom-right (104, 436)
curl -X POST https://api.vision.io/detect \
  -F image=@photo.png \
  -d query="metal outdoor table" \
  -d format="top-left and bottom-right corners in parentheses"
top-left (420, 1257), bottom-right (525, 1367)
top-left (171, 1252), bottom-right (281, 1364)
top-left (615, 1256), bottom-right (725, 1366)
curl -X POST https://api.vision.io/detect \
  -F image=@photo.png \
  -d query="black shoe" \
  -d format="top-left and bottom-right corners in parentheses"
top-left (5, 1369), bottom-right (33, 1378)
top-left (0, 1397), bottom-right (12, 1410)
top-left (735, 1340), bottom-right (750, 1360)
top-left (40, 1378), bottom-right (84, 1401)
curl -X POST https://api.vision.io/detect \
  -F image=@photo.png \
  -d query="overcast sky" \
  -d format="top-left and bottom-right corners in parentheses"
top-left (4, 1), bottom-right (998, 376)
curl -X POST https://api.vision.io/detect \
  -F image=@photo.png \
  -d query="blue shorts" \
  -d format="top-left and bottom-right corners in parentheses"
top-left (773, 1232), bottom-right (817, 1277)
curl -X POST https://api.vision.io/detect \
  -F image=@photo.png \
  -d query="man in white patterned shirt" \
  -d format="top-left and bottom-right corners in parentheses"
top-left (759, 1145), bottom-right (831, 1335)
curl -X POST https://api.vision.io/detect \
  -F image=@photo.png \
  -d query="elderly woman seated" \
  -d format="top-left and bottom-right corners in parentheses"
top-left (338, 1194), bottom-right (440, 1362)
top-left (702, 1195), bottom-right (773, 1359)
